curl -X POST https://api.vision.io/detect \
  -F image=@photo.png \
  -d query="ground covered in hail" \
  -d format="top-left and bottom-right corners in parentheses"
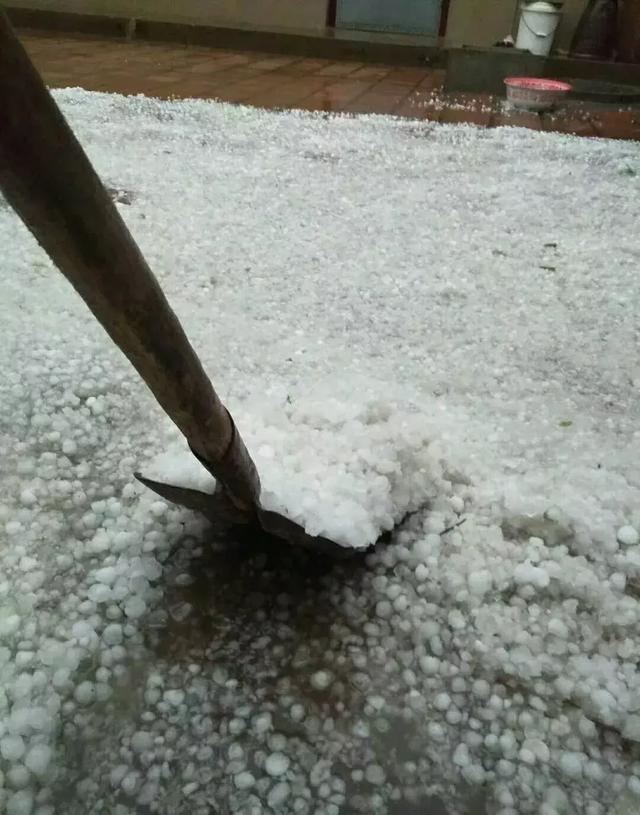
top-left (1, 89), bottom-right (640, 815)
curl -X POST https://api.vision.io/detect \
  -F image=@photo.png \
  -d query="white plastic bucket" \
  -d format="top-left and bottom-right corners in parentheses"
top-left (516, 1), bottom-right (563, 57)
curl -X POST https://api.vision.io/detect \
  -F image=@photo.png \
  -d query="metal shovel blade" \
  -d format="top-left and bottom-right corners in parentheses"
top-left (134, 472), bottom-right (357, 559)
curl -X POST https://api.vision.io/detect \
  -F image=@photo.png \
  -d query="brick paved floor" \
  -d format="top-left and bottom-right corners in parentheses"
top-left (19, 30), bottom-right (640, 140)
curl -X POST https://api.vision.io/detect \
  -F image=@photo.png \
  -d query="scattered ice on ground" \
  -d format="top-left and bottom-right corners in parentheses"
top-left (617, 525), bottom-right (639, 546)
top-left (234, 771), bottom-right (255, 790)
top-left (265, 752), bottom-right (290, 777)
top-left (310, 670), bottom-right (334, 691)
top-left (0, 88), bottom-right (639, 815)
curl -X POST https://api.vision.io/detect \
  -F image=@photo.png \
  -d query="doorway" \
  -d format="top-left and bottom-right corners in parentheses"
top-left (335, 0), bottom-right (445, 37)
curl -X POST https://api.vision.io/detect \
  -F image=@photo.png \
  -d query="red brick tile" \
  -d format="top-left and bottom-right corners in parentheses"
top-left (315, 61), bottom-right (364, 77)
top-left (297, 79), bottom-right (373, 112)
top-left (384, 66), bottom-right (431, 86)
top-left (541, 113), bottom-right (597, 138)
top-left (243, 76), bottom-right (334, 109)
top-left (394, 95), bottom-right (434, 118)
top-left (347, 84), bottom-right (426, 118)
top-left (214, 75), bottom-right (284, 103)
top-left (270, 58), bottom-right (332, 76)
top-left (349, 65), bottom-right (392, 81)
top-left (248, 55), bottom-right (302, 71)
top-left (393, 78), bottom-right (443, 118)
top-left (405, 105), bottom-right (442, 123)
top-left (199, 66), bottom-right (272, 87)
top-left (371, 79), bottom-right (423, 97)
top-left (146, 72), bottom-right (181, 84)
top-left (589, 110), bottom-right (640, 141)
top-left (491, 109), bottom-right (544, 132)
top-left (415, 70), bottom-right (446, 92)
top-left (17, 30), bottom-right (640, 138)
top-left (343, 89), bottom-right (409, 115)
top-left (184, 59), bottom-right (247, 76)
top-left (439, 108), bottom-right (492, 128)
top-left (287, 57), bottom-right (333, 73)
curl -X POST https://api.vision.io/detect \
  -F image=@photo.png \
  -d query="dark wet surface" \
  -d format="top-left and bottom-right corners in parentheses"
top-left (149, 530), bottom-right (489, 814)
top-left (566, 78), bottom-right (640, 104)
top-left (53, 523), bottom-right (490, 814)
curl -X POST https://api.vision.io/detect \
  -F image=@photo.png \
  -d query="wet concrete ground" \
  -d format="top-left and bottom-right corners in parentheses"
top-left (19, 29), bottom-right (640, 140)
top-left (55, 524), bottom-right (491, 814)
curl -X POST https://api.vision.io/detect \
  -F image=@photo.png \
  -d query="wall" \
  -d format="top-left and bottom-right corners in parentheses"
top-left (7, 0), bottom-right (590, 49)
top-left (555, 0), bottom-right (588, 51)
top-left (445, 0), bottom-right (588, 53)
top-left (6, 0), bottom-right (330, 31)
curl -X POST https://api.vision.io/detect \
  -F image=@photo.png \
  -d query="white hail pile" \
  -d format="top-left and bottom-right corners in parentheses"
top-left (149, 396), bottom-right (447, 549)
top-left (0, 89), bottom-right (639, 815)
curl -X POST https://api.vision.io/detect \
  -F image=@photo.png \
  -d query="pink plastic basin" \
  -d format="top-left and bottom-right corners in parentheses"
top-left (504, 77), bottom-right (573, 112)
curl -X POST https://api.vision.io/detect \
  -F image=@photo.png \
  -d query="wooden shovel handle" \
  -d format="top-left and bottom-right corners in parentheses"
top-left (0, 11), bottom-right (259, 509)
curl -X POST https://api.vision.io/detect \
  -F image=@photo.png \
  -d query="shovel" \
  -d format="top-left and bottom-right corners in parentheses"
top-left (0, 11), bottom-right (350, 558)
